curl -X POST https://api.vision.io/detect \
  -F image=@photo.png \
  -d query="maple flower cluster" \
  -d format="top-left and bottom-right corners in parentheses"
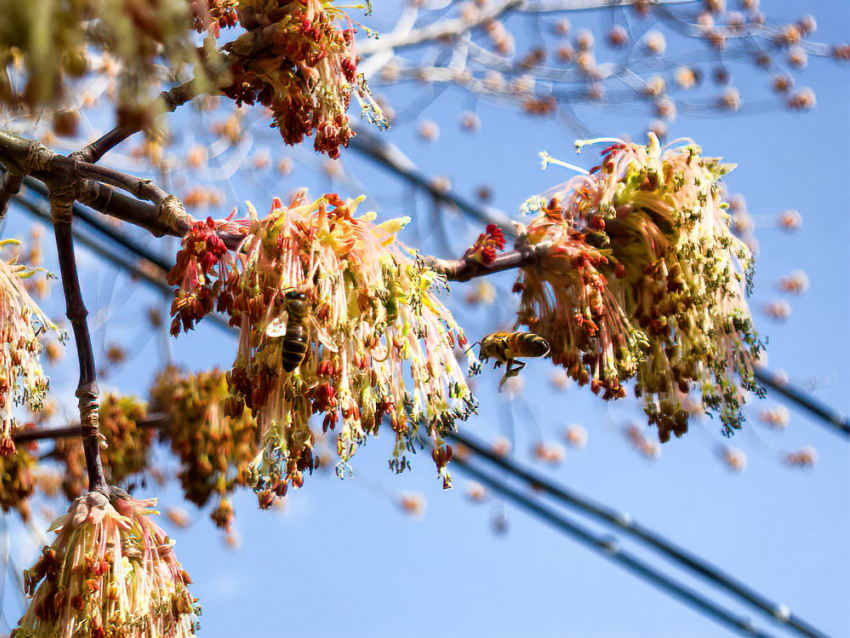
top-left (168, 191), bottom-right (476, 495)
top-left (0, 0), bottom-right (222, 115)
top-left (150, 366), bottom-right (259, 530)
top-left (0, 244), bottom-right (62, 453)
top-left (14, 491), bottom-right (198, 638)
top-left (222, 0), bottom-right (385, 158)
top-left (54, 394), bottom-right (152, 500)
top-left (517, 134), bottom-right (762, 441)
top-left (0, 442), bottom-right (36, 520)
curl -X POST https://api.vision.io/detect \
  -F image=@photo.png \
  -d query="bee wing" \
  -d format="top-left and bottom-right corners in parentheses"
top-left (310, 315), bottom-right (338, 352)
top-left (265, 314), bottom-right (289, 338)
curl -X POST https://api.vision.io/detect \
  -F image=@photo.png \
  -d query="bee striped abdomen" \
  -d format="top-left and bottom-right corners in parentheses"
top-left (282, 325), bottom-right (309, 372)
top-left (281, 291), bottom-right (311, 373)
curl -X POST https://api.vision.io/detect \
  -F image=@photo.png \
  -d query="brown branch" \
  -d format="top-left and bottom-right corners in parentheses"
top-left (72, 79), bottom-right (205, 165)
top-left (49, 183), bottom-right (109, 494)
top-left (423, 242), bottom-right (548, 282)
top-left (13, 414), bottom-right (170, 444)
top-left (0, 171), bottom-right (24, 218)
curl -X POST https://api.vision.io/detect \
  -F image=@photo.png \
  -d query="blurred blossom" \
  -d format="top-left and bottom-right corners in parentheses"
top-left (787, 88), bottom-right (816, 111)
top-left (465, 481), bottom-right (488, 502)
top-left (398, 492), bottom-right (427, 518)
top-left (760, 405), bottom-right (790, 429)
top-left (763, 300), bottom-right (792, 321)
top-left (553, 18), bottom-right (571, 36)
top-left (460, 111), bottom-right (481, 132)
top-left (643, 31), bottom-right (666, 55)
top-left (721, 447), bottom-right (747, 472)
top-left (777, 209), bottom-right (802, 231)
top-left (779, 270), bottom-right (809, 294)
top-left (576, 29), bottom-right (594, 51)
top-left (492, 436), bottom-right (512, 457)
top-left (787, 47), bottom-right (808, 69)
top-left (503, 375), bottom-right (525, 400)
top-left (166, 506), bottom-right (191, 528)
top-left (798, 15), bottom-right (817, 35)
top-left (607, 25), bottom-right (629, 48)
top-left (675, 67), bottom-right (697, 90)
top-left (772, 73), bottom-right (794, 94)
top-left (186, 146), bottom-right (208, 169)
top-left (549, 369), bottom-right (573, 391)
top-left (786, 446), bottom-right (817, 468)
top-left (277, 158), bottom-right (294, 176)
top-left (533, 441), bottom-right (566, 465)
top-left (417, 120), bottom-right (440, 143)
top-left (563, 424), bottom-right (587, 449)
top-left (719, 88), bottom-right (741, 111)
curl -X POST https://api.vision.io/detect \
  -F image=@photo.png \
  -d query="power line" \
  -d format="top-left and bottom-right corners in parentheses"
top-left (12, 416), bottom-right (773, 637)
top-left (754, 369), bottom-right (849, 439)
top-left (449, 454), bottom-right (773, 638)
top-left (448, 429), bottom-right (829, 638)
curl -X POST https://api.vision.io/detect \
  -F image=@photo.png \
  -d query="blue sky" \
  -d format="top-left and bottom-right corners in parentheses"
top-left (2, 1), bottom-right (849, 637)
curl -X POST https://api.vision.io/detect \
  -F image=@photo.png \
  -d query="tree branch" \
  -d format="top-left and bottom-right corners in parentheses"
top-left (49, 184), bottom-right (108, 494)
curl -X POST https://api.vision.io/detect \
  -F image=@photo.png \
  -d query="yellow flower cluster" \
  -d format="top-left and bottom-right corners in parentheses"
top-left (0, 241), bottom-right (62, 452)
top-left (150, 366), bottom-right (259, 530)
top-left (15, 491), bottom-right (197, 638)
top-left (168, 192), bottom-right (476, 494)
top-left (518, 135), bottom-right (762, 441)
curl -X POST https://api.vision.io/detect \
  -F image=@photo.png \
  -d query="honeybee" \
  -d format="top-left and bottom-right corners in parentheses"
top-left (477, 332), bottom-right (551, 389)
top-left (272, 291), bottom-right (310, 373)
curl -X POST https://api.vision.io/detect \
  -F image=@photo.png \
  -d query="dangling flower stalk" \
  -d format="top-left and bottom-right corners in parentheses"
top-left (0, 240), bottom-right (62, 454)
top-left (168, 192), bottom-right (476, 496)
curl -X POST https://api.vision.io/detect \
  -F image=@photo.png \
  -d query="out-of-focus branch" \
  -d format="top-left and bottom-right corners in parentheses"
top-left (357, 0), bottom-right (690, 56)
top-left (349, 125), bottom-right (515, 233)
top-left (73, 74), bottom-right (219, 165)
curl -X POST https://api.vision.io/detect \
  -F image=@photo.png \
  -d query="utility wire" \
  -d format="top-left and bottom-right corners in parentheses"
top-left (450, 454), bottom-right (773, 638)
top-left (448, 429), bottom-right (829, 638)
top-left (754, 369), bottom-right (849, 439)
top-left (13, 416), bottom-right (773, 638)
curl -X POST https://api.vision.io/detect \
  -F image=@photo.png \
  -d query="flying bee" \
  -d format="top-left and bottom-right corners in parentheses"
top-left (475, 332), bottom-right (550, 389)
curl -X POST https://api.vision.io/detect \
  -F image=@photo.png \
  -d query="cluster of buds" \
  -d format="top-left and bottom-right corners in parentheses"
top-left (14, 490), bottom-right (198, 638)
top-left (54, 394), bottom-right (152, 500)
top-left (168, 214), bottom-right (248, 335)
top-left (222, 0), bottom-right (385, 158)
top-left (150, 367), bottom-right (259, 530)
top-left (466, 224), bottom-right (507, 265)
top-left (0, 441), bottom-right (36, 520)
top-left (517, 134), bottom-right (763, 441)
top-left (167, 191), bottom-right (476, 496)
top-left (0, 243), bottom-right (62, 453)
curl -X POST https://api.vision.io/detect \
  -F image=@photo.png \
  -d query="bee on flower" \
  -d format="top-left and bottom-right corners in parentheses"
top-left (168, 192), bottom-right (477, 496)
top-left (517, 133), bottom-right (764, 441)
